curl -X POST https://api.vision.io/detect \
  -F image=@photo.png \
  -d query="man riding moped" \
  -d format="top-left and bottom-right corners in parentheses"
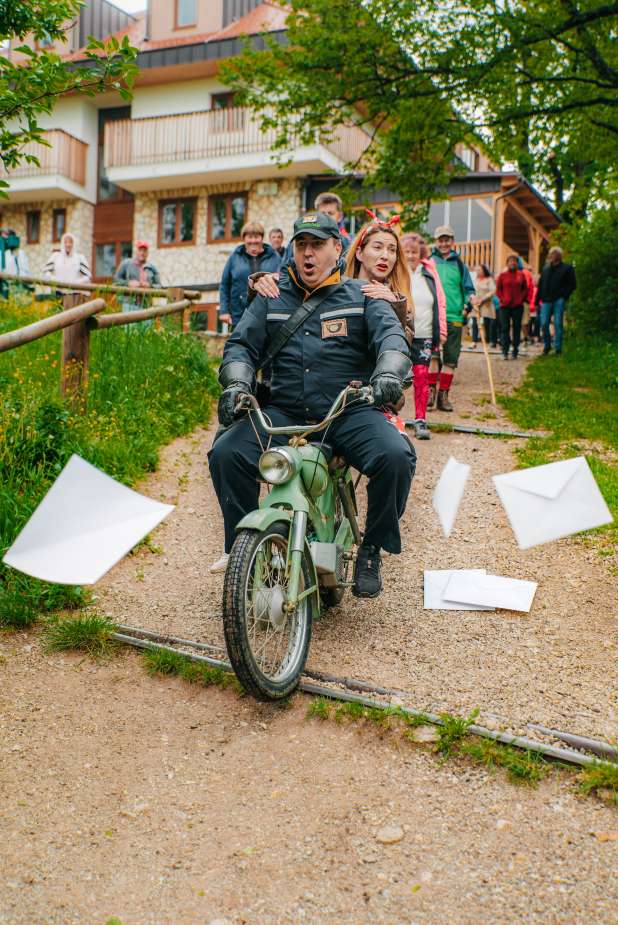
top-left (208, 211), bottom-right (416, 599)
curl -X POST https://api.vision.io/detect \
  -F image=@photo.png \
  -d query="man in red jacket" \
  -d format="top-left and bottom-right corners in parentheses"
top-left (496, 254), bottom-right (529, 360)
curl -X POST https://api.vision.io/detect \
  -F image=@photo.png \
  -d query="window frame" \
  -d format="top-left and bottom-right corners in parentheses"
top-left (157, 196), bottom-right (197, 248)
top-left (52, 208), bottom-right (66, 243)
top-left (207, 192), bottom-right (248, 244)
top-left (26, 209), bottom-right (41, 244)
top-left (175, 0), bottom-right (198, 29)
top-left (93, 240), bottom-right (133, 282)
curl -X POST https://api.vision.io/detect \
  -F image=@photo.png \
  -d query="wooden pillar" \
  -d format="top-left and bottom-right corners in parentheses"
top-left (492, 193), bottom-right (506, 275)
top-left (167, 288), bottom-right (184, 332)
top-left (61, 292), bottom-right (90, 409)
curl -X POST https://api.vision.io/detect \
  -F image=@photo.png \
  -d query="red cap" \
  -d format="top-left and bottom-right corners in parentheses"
top-left (135, 240), bottom-right (150, 249)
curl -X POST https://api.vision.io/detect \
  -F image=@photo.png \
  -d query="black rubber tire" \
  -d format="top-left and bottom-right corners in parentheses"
top-left (222, 522), bottom-right (313, 701)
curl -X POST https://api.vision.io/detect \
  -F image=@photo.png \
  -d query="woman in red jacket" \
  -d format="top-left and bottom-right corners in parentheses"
top-left (496, 254), bottom-right (529, 360)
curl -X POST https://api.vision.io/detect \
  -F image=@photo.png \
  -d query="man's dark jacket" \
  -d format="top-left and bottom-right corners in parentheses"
top-left (538, 261), bottom-right (577, 303)
top-left (220, 260), bottom-right (410, 422)
top-left (219, 243), bottom-right (281, 325)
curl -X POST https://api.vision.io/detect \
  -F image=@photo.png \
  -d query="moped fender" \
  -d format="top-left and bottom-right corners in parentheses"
top-left (235, 508), bottom-right (320, 618)
top-left (236, 508), bottom-right (292, 532)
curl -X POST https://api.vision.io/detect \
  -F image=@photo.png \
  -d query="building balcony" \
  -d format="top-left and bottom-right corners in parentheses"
top-left (1, 130), bottom-right (88, 201)
top-left (103, 108), bottom-right (371, 192)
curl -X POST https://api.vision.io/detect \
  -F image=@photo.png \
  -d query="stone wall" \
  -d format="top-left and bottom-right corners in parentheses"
top-left (133, 177), bottom-right (301, 286)
top-left (0, 198), bottom-right (94, 277)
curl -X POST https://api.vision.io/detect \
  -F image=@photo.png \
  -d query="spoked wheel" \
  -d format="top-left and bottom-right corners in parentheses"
top-left (223, 522), bottom-right (313, 700)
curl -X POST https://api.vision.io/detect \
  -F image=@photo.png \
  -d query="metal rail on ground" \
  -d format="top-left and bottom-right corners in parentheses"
top-left (111, 625), bottom-right (616, 772)
top-left (403, 420), bottom-right (542, 439)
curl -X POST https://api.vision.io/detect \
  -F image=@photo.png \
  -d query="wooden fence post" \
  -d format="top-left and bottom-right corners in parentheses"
top-left (61, 292), bottom-right (90, 408)
top-left (167, 287), bottom-right (185, 332)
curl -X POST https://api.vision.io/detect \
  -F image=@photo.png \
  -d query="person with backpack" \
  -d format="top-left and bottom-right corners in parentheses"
top-left (429, 226), bottom-right (476, 411)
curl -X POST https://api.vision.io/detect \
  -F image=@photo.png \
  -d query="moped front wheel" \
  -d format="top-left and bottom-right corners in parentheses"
top-left (223, 522), bottom-right (313, 701)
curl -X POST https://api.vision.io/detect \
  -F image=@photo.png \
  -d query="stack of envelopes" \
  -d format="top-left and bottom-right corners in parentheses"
top-left (424, 569), bottom-right (538, 613)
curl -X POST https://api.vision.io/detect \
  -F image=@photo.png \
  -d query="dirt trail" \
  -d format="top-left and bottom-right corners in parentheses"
top-left (2, 345), bottom-right (617, 925)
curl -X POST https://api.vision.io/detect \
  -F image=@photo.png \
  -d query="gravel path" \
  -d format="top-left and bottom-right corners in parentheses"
top-left (100, 344), bottom-right (618, 742)
top-left (2, 344), bottom-right (617, 925)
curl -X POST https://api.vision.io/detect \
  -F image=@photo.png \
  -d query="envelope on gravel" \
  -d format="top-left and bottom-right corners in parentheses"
top-left (443, 572), bottom-right (537, 613)
top-left (3, 454), bottom-right (174, 586)
top-left (493, 456), bottom-right (612, 550)
top-left (424, 569), bottom-right (495, 611)
top-left (432, 456), bottom-right (471, 538)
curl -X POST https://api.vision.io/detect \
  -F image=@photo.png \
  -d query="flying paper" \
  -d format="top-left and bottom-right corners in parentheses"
top-left (493, 456), bottom-right (612, 550)
top-left (424, 569), bottom-right (495, 611)
top-left (432, 456), bottom-right (470, 537)
top-left (2, 454), bottom-right (174, 585)
top-left (443, 571), bottom-right (538, 613)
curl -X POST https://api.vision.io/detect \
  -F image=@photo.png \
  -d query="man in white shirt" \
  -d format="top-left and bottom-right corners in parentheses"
top-left (43, 232), bottom-right (91, 289)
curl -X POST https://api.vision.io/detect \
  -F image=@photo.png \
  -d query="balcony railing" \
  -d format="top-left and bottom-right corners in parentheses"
top-left (456, 239), bottom-right (492, 268)
top-left (1, 130), bottom-right (87, 186)
top-left (104, 107), bottom-right (371, 169)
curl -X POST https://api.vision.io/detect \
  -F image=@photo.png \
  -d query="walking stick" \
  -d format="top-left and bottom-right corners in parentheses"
top-left (477, 312), bottom-right (497, 406)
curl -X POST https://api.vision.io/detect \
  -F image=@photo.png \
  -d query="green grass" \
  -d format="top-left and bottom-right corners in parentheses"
top-left (43, 613), bottom-right (118, 658)
top-left (436, 708), bottom-right (479, 757)
top-left (0, 296), bottom-right (218, 625)
top-left (578, 761), bottom-right (618, 803)
top-left (142, 645), bottom-right (240, 692)
top-left (501, 334), bottom-right (618, 546)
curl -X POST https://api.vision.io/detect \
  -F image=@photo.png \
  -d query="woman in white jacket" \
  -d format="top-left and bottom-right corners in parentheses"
top-left (43, 232), bottom-right (91, 287)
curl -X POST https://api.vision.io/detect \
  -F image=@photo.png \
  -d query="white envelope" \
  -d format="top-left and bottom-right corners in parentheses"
top-left (493, 456), bottom-right (612, 550)
top-left (424, 569), bottom-right (495, 611)
top-left (432, 456), bottom-right (471, 538)
top-left (443, 572), bottom-right (537, 613)
top-left (3, 454), bottom-right (174, 585)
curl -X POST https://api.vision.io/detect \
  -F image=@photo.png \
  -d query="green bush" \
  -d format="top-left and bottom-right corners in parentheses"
top-left (0, 299), bottom-right (218, 621)
top-left (566, 207), bottom-right (618, 336)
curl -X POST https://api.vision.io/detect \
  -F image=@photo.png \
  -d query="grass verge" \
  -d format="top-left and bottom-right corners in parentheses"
top-left (43, 614), bottom-right (118, 658)
top-left (143, 645), bottom-right (241, 693)
top-left (500, 334), bottom-right (618, 555)
top-left (305, 695), bottom-right (618, 802)
top-left (0, 296), bottom-right (218, 625)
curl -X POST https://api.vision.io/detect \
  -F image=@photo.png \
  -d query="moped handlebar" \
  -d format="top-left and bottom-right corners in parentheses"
top-left (235, 384), bottom-right (374, 437)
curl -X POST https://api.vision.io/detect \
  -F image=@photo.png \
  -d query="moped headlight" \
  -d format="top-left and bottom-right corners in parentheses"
top-left (258, 448), bottom-right (298, 485)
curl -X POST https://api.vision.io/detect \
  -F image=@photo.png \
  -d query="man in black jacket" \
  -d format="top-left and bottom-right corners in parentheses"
top-left (208, 212), bottom-right (415, 598)
top-left (538, 247), bottom-right (577, 355)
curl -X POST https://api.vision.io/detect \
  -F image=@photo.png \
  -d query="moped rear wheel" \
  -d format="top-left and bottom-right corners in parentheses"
top-left (223, 522), bottom-right (313, 701)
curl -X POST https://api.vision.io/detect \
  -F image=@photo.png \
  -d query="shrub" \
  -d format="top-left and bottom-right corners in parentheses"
top-left (566, 207), bottom-right (618, 336)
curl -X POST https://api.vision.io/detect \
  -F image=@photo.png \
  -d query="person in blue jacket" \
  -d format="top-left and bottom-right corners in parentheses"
top-left (218, 221), bottom-right (281, 327)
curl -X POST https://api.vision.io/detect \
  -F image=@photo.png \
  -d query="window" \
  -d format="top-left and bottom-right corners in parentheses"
top-left (26, 210), bottom-right (40, 244)
top-left (158, 198), bottom-right (196, 246)
top-left (52, 208), bottom-right (66, 243)
top-left (176, 0), bottom-right (197, 27)
top-left (95, 241), bottom-right (132, 280)
top-left (208, 193), bottom-right (247, 243)
top-left (212, 93), bottom-right (235, 110)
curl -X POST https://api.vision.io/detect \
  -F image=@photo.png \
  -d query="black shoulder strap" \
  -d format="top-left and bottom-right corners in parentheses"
top-left (258, 280), bottom-right (345, 371)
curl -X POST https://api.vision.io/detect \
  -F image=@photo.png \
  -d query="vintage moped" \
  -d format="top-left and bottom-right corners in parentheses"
top-left (222, 384), bottom-right (373, 700)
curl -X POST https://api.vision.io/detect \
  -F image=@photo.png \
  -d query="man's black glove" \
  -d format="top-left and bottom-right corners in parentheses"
top-left (370, 350), bottom-right (410, 410)
top-left (217, 361), bottom-right (256, 427)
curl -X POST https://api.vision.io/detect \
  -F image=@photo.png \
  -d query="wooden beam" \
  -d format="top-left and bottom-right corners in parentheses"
top-left (0, 298), bottom-right (105, 353)
top-left (0, 271), bottom-right (201, 300)
top-left (89, 300), bottom-right (190, 329)
top-left (61, 293), bottom-right (91, 409)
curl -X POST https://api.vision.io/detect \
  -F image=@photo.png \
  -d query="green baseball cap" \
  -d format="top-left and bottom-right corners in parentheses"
top-left (290, 211), bottom-right (341, 241)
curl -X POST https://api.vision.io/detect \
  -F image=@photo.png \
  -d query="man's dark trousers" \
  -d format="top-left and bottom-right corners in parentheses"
top-left (500, 305), bottom-right (524, 357)
top-left (208, 405), bottom-right (416, 555)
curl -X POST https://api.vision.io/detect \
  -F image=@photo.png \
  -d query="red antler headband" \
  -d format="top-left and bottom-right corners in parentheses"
top-left (357, 208), bottom-right (401, 248)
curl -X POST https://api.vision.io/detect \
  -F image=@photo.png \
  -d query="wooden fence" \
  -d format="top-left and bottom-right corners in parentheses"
top-left (0, 272), bottom-right (223, 408)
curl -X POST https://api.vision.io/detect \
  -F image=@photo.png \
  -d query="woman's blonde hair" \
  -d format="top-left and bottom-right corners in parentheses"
top-left (400, 231), bottom-right (429, 261)
top-left (345, 224), bottom-right (412, 306)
